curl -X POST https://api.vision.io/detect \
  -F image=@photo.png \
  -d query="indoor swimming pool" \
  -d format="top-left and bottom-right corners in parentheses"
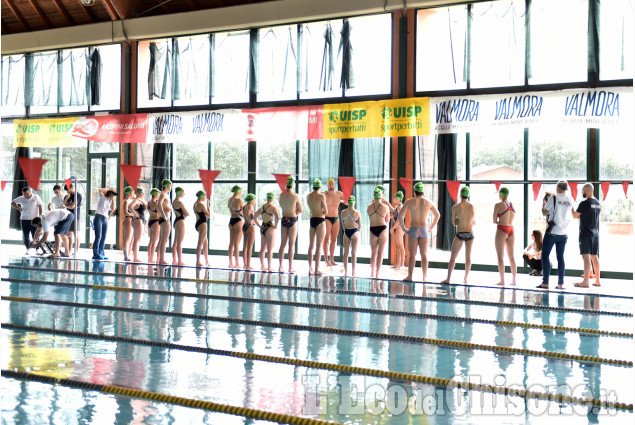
top-left (1, 257), bottom-right (633, 424)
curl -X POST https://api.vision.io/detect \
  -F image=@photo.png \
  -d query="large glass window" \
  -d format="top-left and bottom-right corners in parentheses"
top-left (1, 55), bottom-right (26, 117)
top-left (137, 38), bottom-right (172, 109)
top-left (529, 0), bottom-right (588, 84)
top-left (212, 30), bottom-right (250, 105)
top-left (258, 25), bottom-right (298, 102)
top-left (212, 140), bottom-right (248, 180)
top-left (470, 1), bottom-right (525, 88)
top-left (172, 35), bottom-right (211, 107)
top-left (529, 127), bottom-right (586, 180)
top-left (416, 134), bottom-right (466, 181)
top-left (299, 20), bottom-right (343, 99)
top-left (90, 44), bottom-right (122, 112)
top-left (470, 128), bottom-right (524, 180)
top-left (416, 6), bottom-right (468, 91)
top-left (599, 0), bottom-right (633, 81)
top-left (175, 142), bottom-right (208, 180)
top-left (256, 139), bottom-right (296, 179)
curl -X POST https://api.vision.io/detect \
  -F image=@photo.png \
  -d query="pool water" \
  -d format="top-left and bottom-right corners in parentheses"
top-left (1, 257), bottom-right (633, 424)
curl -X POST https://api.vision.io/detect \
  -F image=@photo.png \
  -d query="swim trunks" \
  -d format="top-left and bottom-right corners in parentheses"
top-left (370, 225), bottom-right (387, 237)
top-left (344, 227), bottom-right (359, 239)
top-left (326, 216), bottom-right (338, 224)
top-left (497, 225), bottom-right (514, 236)
top-left (408, 226), bottom-right (428, 239)
top-left (310, 217), bottom-right (325, 228)
top-left (281, 216), bottom-right (298, 228)
top-left (456, 231), bottom-right (474, 242)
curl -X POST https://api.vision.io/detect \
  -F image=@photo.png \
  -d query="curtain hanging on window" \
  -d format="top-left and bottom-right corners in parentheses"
top-left (250, 29), bottom-right (260, 94)
top-left (282, 27), bottom-right (297, 92)
top-left (88, 48), bottom-right (102, 106)
top-left (436, 134), bottom-right (457, 251)
top-left (148, 41), bottom-right (170, 100)
top-left (10, 147), bottom-right (30, 230)
top-left (59, 49), bottom-right (87, 106)
top-left (339, 20), bottom-right (354, 90)
top-left (320, 23), bottom-right (335, 91)
top-left (587, 0), bottom-right (600, 75)
top-left (171, 39), bottom-right (181, 100)
top-left (309, 139), bottom-right (341, 184)
top-left (1, 55), bottom-right (25, 107)
top-left (152, 143), bottom-right (172, 191)
top-left (297, 25), bottom-right (308, 93)
top-left (353, 138), bottom-right (385, 245)
top-left (25, 52), bottom-right (57, 106)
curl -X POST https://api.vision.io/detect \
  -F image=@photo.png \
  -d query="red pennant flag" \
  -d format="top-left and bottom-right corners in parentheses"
top-left (1, 181), bottom-right (6, 192)
top-left (623, 181), bottom-right (630, 198)
top-left (273, 173), bottom-right (291, 193)
top-left (601, 181), bottom-right (611, 201)
top-left (339, 177), bottom-right (356, 203)
top-left (491, 181), bottom-right (502, 192)
top-left (64, 178), bottom-right (73, 190)
top-left (446, 181), bottom-right (460, 203)
top-left (569, 181), bottom-right (579, 201)
top-left (532, 182), bottom-right (542, 201)
top-left (198, 170), bottom-right (221, 198)
top-left (399, 177), bottom-right (413, 191)
top-left (18, 157), bottom-right (47, 190)
top-left (120, 165), bottom-right (145, 191)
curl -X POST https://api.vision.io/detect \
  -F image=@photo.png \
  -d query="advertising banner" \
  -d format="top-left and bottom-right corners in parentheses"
top-left (71, 114), bottom-right (148, 144)
top-left (13, 117), bottom-right (77, 147)
top-left (147, 109), bottom-right (245, 144)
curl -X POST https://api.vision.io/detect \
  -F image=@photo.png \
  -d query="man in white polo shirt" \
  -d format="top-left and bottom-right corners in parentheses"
top-left (30, 209), bottom-right (74, 258)
top-left (11, 187), bottom-right (43, 250)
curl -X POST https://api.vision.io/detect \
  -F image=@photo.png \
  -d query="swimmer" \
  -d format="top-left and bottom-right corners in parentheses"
top-left (441, 186), bottom-right (475, 284)
top-left (323, 178), bottom-right (345, 266)
top-left (254, 192), bottom-right (279, 271)
top-left (341, 196), bottom-right (361, 276)
top-left (493, 186), bottom-right (517, 286)
top-left (389, 191), bottom-right (405, 270)
top-left (156, 179), bottom-right (173, 265)
top-left (121, 186), bottom-right (138, 262)
top-left (147, 188), bottom-right (161, 264)
top-left (242, 193), bottom-right (256, 270)
top-left (227, 185), bottom-right (244, 268)
top-left (172, 187), bottom-right (189, 266)
top-left (193, 190), bottom-right (211, 267)
top-left (278, 176), bottom-right (303, 273)
top-left (307, 179), bottom-right (328, 275)
top-left (367, 188), bottom-right (391, 278)
top-left (130, 187), bottom-right (147, 263)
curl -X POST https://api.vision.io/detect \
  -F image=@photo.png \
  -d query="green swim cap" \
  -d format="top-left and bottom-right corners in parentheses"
top-left (348, 196), bottom-right (355, 206)
top-left (196, 190), bottom-right (206, 199)
top-left (161, 179), bottom-right (172, 188)
top-left (124, 186), bottom-right (133, 194)
top-left (136, 187), bottom-right (144, 194)
top-left (286, 176), bottom-right (295, 188)
top-left (313, 179), bottom-right (322, 189)
top-left (245, 193), bottom-right (255, 203)
top-left (414, 182), bottom-right (424, 193)
top-left (393, 191), bottom-right (404, 201)
top-left (150, 188), bottom-right (160, 196)
top-left (460, 186), bottom-right (470, 198)
top-left (266, 192), bottom-right (275, 201)
top-left (499, 187), bottom-right (509, 197)
top-left (374, 188), bottom-right (382, 199)
top-left (231, 185), bottom-right (241, 194)
top-left (375, 185), bottom-right (385, 193)
top-left (175, 187), bottom-right (184, 195)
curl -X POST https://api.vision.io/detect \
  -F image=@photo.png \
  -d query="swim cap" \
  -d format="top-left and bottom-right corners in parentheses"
top-left (266, 192), bottom-right (275, 201)
top-left (231, 185), bottom-right (242, 194)
top-left (286, 175), bottom-right (295, 188)
top-left (196, 190), bottom-right (206, 199)
top-left (499, 187), bottom-right (509, 197)
top-left (245, 193), bottom-right (255, 203)
top-left (150, 188), bottom-right (160, 196)
top-left (124, 186), bottom-right (133, 194)
top-left (460, 186), bottom-right (470, 198)
top-left (327, 178), bottom-right (335, 184)
top-left (414, 182), bottom-right (424, 193)
top-left (136, 187), bottom-right (144, 194)
top-left (175, 187), bottom-right (184, 195)
top-left (161, 179), bottom-right (172, 188)
top-left (348, 196), bottom-right (355, 206)
top-left (313, 179), bottom-right (322, 189)
top-left (393, 191), bottom-right (404, 201)
top-left (375, 185), bottom-right (385, 193)
top-left (374, 188), bottom-right (382, 199)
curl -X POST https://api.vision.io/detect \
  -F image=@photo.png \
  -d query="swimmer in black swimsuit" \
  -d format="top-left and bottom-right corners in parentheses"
top-left (341, 196), bottom-right (361, 276)
top-left (157, 179), bottom-right (173, 265)
top-left (147, 188), bottom-right (161, 264)
top-left (122, 186), bottom-right (137, 262)
top-left (242, 193), bottom-right (256, 270)
top-left (228, 185), bottom-right (244, 269)
top-left (367, 188), bottom-right (390, 278)
top-left (254, 192), bottom-right (279, 271)
top-left (306, 179), bottom-right (328, 275)
top-left (131, 187), bottom-right (147, 262)
top-left (193, 190), bottom-right (211, 267)
top-left (278, 175), bottom-right (303, 273)
top-left (172, 187), bottom-right (189, 266)
top-left (390, 191), bottom-right (406, 271)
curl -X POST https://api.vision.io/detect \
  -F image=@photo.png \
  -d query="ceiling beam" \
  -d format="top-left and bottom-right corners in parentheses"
top-left (185, 0), bottom-right (197, 11)
top-left (109, 0), bottom-right (146, 19)
top-left (27, 0), bottom-right (53, 29)
top-left (101, 0), bottom-right (119, 20)
top-left (76, 0), bottom-right (96, 23)
top-left (1, 18), bottom-right (7, 35)
top-left (51, 0), bottom-right (73, 26)
top-left (156, 0), bottom-right (172, 14)
top-left (5, 0), bottom-right (31, 32)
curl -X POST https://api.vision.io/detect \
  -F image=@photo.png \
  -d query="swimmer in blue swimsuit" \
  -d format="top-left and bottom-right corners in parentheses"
top-left (341, 196), bottom-right (361, 276)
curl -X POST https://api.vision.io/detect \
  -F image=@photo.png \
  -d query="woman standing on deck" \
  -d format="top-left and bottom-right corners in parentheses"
top-left (493, 187), bottom-right (517, 286)
top-left (242, 193), bottom-right (256, 269)
top-left (227, 185), bottom-right (244, 268)
top-left (193, 190), bottom-right (211, 267)
top-left (147, 188), bottom-right (161, 264)
top-left (341, 196), bottom-right (361, 276)
top-left (121, 186), bottom-right (138, 262)
top-left (156, 179), bottom-right (173, 265)
top-left (172, 187), bottom-right (189, 266)
top-left (390, 191), bottom-right (405, 270)
top-left (254, 192), bottom-right (279, 271)
top-left (130, 187), bottom-right (147, 263)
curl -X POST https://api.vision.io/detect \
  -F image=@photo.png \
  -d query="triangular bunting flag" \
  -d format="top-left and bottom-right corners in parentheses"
top-left (446, 181), bottom-right (460, 203)
top-left (601, 181), bottom-right (611, 201)
top-left (532, 182), bottom-right (542, 201)
top-left (569, 181), bottom-right (579, 201)
top-left (339, 177), bottom-right (356, 203)
top-left (1, 181), bottom-right (6, 192)
top-left (491, 181), bottom-right (502, 192)
top-left (398, 177), bottom-right (413, 191)
top-left (64, 178), bottom-right (72, 190)
top-left (623, 181), bottom-right (630, 198)
top-left (120, 165), bottom-right (145, 191)
top-left (273, 173), bottom-right (292, 193)
top-left (18, 157), bottom-right (48, 190)
top-left (198, 170), bottom-right (221, 198)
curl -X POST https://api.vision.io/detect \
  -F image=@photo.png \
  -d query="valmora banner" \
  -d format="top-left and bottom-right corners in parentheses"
top-left (309, 98), bottom-right (430, 139)
top-left (13, 118), bottom-right (77, 147)
top-left (71, 114), bottom-right (148, 144)
top-left (430, 87), bottom-right (632, 134)
top-left (147, 109), bottom-right (245, 144)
